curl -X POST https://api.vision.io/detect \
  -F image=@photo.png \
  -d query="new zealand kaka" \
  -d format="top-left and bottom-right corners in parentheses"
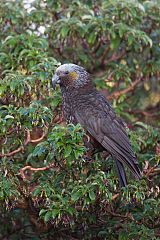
top-left (51, 63), bottom-right (142, 187)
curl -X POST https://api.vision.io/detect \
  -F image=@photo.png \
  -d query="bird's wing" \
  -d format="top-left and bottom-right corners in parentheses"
top-left (75, 94), bottom-right (141, 179)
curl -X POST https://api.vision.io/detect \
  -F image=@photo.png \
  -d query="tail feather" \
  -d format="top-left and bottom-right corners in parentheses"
top-left (115, 160), bottom-right (127, 187)
top-left (102, 136), bottom-right (142, 181)
top-left (117, 154), bottom-right (142, 181)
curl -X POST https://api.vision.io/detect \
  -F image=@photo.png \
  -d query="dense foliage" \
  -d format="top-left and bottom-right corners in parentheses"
top-left (0, 0), bottom-right (160, 239)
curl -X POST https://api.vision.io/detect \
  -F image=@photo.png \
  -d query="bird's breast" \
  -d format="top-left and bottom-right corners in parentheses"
top-left (62, 93), bottom-right (78, 124)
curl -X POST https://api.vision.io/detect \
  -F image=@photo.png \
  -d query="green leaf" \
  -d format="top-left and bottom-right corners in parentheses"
top-left (118, 231), bottom-right (128, 240)
top-left (88, 32), bottom-right (97, 45)
top-left (134, 122), bottom-right (148, 129)
top-left (89, 189), bottom-right (96, 201)
top-left (71, 189), bottom-right (82, 202)
top-left (60, 26), bottom-right (69, 38)
top-left (4, 115), bottom-right (14, 120)
top-left (39, 209), bottom-right (47, 216)
top-left (44, 211), bottom-right (52, 222)
top-left (51, 209), bottom-right (59, 218)
top-left (67, 207), bottom-right (75, 215)
top-left (128, 35), bottom-right (133, 46)
top-left (64, 145), bottom-right (72, 158)
top-left (110, 37), bottom-right (121, 50)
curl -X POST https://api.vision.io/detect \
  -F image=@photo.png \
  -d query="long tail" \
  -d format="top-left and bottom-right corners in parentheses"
top-left (115, 160), bottom-right (127, 187)
top-left (102, 136), bottom-right (142, 182)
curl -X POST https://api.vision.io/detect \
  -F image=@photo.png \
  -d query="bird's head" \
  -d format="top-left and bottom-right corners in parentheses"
top-left (52, 63), bottom-right (90, 90)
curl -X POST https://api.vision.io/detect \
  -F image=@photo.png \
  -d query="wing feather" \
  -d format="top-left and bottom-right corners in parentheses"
top-left (75, 100), bottom-right (141, 180)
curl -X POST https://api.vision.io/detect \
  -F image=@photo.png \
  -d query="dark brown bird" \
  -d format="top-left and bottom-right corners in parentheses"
top-left (52, 63), bottom-right (141, 187)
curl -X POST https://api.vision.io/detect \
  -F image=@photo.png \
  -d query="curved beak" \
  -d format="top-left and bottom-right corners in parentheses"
top-left (51, 74), bottom-right (60, 90)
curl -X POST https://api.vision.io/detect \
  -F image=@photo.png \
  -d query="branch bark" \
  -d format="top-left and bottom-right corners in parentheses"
top-left (108, 77), bottom-right (142, 100)
top-left (107, 49), bottom-right (126, 63)
top-left (19, 163), bottom-right (59, 180)
top-left (143, 161), bottom-right (160, 178)
top-left (0, 127), bottom-right (48, 158)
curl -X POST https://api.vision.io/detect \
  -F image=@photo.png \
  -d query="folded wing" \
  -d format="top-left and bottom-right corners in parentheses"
top-left (75, 98), bottom-right (141, 183)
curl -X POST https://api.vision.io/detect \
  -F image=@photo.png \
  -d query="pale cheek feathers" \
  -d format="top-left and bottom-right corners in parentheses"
top-left (69, 71), bottom-right (79, 81)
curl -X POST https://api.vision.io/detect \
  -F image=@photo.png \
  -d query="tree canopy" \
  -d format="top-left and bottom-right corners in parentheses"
top-left (0, 0), bottom-right (160, 239)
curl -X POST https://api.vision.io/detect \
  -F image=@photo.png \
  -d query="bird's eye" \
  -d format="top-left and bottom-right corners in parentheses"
top-left (65, 71), bottom-right (69, 74)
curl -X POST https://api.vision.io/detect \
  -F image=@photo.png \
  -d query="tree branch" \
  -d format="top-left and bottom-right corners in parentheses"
top-left (0, 127), bottom-right (48, 158)
top-left (108, 77), bottom-right (142, 100)
top-left (143, 161), bottom-right (160, 178)
top-left (19, 163), bottom-right (59, 180)
top-left (0, 146), bottom-right (24, 157)
top-left (107, 49), bottom-right (126, 63)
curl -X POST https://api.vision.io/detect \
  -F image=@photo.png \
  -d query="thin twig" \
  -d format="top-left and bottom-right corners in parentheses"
top-left (148, 168), bottom-right (160, 177)
top-left (143, 161), bottom-right (149, 173)
top-left (143, 162), bottom-right (160, 178)
top-left (112, 193), bottom-right (120, 201)
top-left (107, 210), bottom-right (134, 220)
